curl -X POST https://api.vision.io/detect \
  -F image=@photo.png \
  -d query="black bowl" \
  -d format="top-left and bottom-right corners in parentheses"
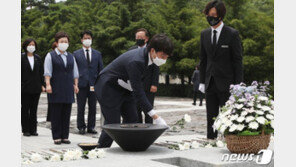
top-left (102, 123), bottom-right (168, 152)
top-left (78, 143), bottom-right (99, 151)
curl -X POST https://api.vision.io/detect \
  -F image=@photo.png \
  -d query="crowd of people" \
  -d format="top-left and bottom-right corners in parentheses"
top-left (21, 0), bottom-right (243, 147)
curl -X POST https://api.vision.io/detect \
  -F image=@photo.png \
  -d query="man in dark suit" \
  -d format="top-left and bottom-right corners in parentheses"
top-left (128, 28), bottom-right (159, 124)
top-left (199, 0), bottom-right (243, 139)
top-left (95, 34), bottom-right (173, 148)
top-left (73, 30), bottom-right (104, 134)
top-left (191, 65), bottom-right (203, 106)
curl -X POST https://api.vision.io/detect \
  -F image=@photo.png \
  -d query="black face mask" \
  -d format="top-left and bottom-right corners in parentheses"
top-left (136, 39), bottom-right (145, 46)
top-left (206, 16), bottom-right (221, 26)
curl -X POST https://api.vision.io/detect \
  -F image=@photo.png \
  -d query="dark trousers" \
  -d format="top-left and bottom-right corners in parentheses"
top-left (205, 78), bottom-right (230, 139)
top-left (50, 103), bottom-right (72, 140)
top-left (137, 91), bottom-right (154, 123)
top-left (193, 91), bottom-right (204, 105)
top-left (46, 103), bottom-right (51, 122)
top-left (76, 87), bottom-right (97, 130)
top-left (21, 93), bottom-right (41, 133)
top-left (98, 95), bottom-right (138, 148)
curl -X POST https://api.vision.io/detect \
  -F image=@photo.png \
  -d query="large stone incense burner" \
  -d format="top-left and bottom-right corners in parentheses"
top-left (102, 123), bottom-right (168, 151)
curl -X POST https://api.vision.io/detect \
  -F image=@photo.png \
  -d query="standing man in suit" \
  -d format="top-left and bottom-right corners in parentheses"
top-left (128, 28), bottom-right (159, 124)
top-left (95, 34), bottom-right (173, 148)
top-left (191, 65), bottom-right (203, 106)
top-left (199, 0), bottom-right (243, 139)
top-left (21, 38), bottom-right (45, 136)
top-left (73, 30), bottom-right (104, 135)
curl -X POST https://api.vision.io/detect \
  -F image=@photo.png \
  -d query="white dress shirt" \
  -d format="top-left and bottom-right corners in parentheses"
top-left (27, 56), bottom-right (34, 70)
top-left (211, 21), bottom-right (224, 44)
top-left (148, 53), bottom-right (153, 66)
top-left (83, 47), bottom-right (92, 62)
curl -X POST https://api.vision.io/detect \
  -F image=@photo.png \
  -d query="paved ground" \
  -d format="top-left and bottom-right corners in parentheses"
top-left (22, 94), bottom-right (274, 167)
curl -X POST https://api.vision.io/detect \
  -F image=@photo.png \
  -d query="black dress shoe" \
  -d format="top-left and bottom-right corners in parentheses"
top-left (30, 132), bottom-right (38, 136)
top-left (199, 103), bottom-right (202, 106)
top-left (62, 139), bottom-right (71, 144)
top-left (79, 129), bottom-right (86, 134)
top-left (87, 129), bottom-right (98, 134)
top-left (192, 103), bottom-right (196, 106)
top-left (23, 132), bottom-right (31, 136)
top-left (54, 140), bottom-right (62, 145)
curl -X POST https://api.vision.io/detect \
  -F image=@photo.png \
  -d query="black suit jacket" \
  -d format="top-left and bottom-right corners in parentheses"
top-left (21, 53), bottom-right (45, 94)
top-left (95, 48), bottom-right (153, 113)
top-left (199, 25), bottom-right (243, 92)
top-left (128, 45), bottom-right (159, 92)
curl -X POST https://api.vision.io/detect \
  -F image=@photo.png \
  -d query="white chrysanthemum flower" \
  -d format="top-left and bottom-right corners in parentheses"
top-left (238, 98), bottom-right (246, 103)
top-left (30, 153), bottom-right (43, 162)
top-left (63, 150), bottom-right (75, 161)
top-left (223, 109), bottom-right (232, 116)
top-left (256, 110), bottom-right (264, 115)
top-left (246, 116), bottom-right (255, 123)
top-left (269, 110), bottom-right (274, 115)
top-left (216, 140), bottom-right (225, 148)
top-left (229, 124), bottom-right (237, 132)
top-left (241, 111), bottom-right (248, 116)
top-left (236, 116), bottom-right (245, 123)
top-left (213, 119), bottom-right (222, 129)
top-left (184, 114), bottom-right (191, 123)
top-left (88, 150), bottom-right (98, 159)
top-left (225, 119), bottom-right (233, 127)
top-left (247, 102), bottom-right (254, 107)
top-left (247, 108), bottom-right (255, 113)
top-left (256, 116), bottom-right (266, 124)
top-left (205, 144), bottom-right (213, 148)
top-left (230, 114), bottom-right (238, 121)
top-left (270, 120), bottom-right (274, 128)
top-left (183, 142), bottom-right (191, 150)
top-left (261, 106), bottom-right (271, 111)
top-left (266, 114), bottom-right (274, 120)
top-left (219, 125), bottom-right (227, 133)
top-left (50, 154), bottom-right (61, 162)
top-left (73, 149), bottom-right (82, 160)
top-left (258, 96), bottom-right (268, 101)
top-left (22, 159), bottom-right (34, 165)
top-left (249, 122), bottom-right (259, 129)
top-left (257, 104), bottom-right (263, 109)
top-left (236, 104), bottom-right (244, 109)
top-left (178, 144), bottom-right (185, 151)
top-left (237, 124), bottom-right (245, 131)
top-left (191, 141), bottom-right (200, 149)
top-left (96, 149), bottom-right (106, 158)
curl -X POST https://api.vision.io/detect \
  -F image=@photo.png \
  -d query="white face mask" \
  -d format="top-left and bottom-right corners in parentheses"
top-left (83, 39), bottom-right (92, 47)
top-left (27, 46), bottom-right (35, 53)
top-left (58, 43), bottom-right (69, 52)
top-left (153, 51), bottom-right (167, 66)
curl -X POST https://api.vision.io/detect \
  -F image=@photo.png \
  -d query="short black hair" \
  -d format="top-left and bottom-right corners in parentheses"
top-left (81, 30), bottom-right (93, 39)
top-left (55, 31), bottom-right (70, 42)
top-left (22, 38), bottom-right (37, 53)
top-left (204, 0), bottom-right (226, 19)
top-left (135, 28), bottom-right (149, 37)
top-left (147, 34), bottom-right (174, 57)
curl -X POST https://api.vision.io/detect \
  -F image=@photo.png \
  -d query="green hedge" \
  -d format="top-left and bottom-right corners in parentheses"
top-left (156, 84), bottom-right (201, 98)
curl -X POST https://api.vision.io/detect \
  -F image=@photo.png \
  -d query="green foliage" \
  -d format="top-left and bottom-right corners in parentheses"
top-left (22, 0), bottom-right (274, 89)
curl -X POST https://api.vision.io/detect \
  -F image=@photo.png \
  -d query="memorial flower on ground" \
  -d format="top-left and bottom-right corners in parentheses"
top-left (213, 81), bottom-right (274, 136)
top-left (172, 114), bottom-right (192, 130)
top-left (30, 153), bottom-right (43, 162)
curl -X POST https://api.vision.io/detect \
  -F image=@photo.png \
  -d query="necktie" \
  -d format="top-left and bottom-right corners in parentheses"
top-left (213, 30), bottom-right (217, 47)
top-left (86, 49), bottom-right (90, 65)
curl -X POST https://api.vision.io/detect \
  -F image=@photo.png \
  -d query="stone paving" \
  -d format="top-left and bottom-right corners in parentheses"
top-left (22, 93), bottom-right (274, 167)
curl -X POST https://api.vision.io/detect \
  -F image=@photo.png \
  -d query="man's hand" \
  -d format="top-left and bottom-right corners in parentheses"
top-left (150, 85), bottom-right (157, 93)
top-left (46, 85), bottom-right (52, 94)
top-left (41, 86), bottom-right (46, 92)
top-left (199, 83), bottom-right (205, 93)
top-left (154, 117), bottom-right (168, 126)
top-left (74, 85), bottom-right (79, 94)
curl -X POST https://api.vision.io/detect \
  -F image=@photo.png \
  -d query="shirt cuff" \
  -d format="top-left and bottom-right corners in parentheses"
top-left (147, 109), bottom-right (156, 117)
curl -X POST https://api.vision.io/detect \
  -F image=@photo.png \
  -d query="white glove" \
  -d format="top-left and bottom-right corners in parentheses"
top-left (154, 116), bottom-right (168, 126)
top-left (199, 83), bottom-right (205, 93)
top-left (117, 79), bottom-right (133, 91)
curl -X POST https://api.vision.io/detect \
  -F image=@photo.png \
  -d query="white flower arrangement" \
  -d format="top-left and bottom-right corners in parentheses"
top-left (21, 148), bottom-right (106, 165)
top-left (213, 81), bottom-right (274, 136)
top-left (162, 139), bottom-right (226, 151)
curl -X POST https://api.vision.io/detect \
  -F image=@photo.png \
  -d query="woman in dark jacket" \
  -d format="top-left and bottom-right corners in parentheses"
top-left (21, 38), bottom-right (45, 136)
